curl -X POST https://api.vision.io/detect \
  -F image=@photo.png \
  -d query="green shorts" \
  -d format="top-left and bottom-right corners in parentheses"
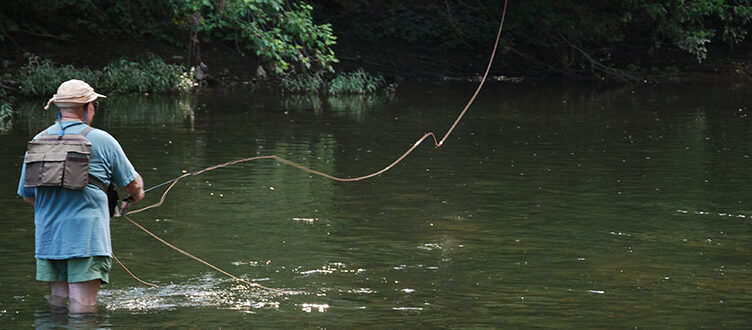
top-left (36, 256), bottom-right (112, 284)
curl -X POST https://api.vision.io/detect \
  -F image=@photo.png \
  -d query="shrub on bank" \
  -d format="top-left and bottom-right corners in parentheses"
top-left (17, 57), bottom-right (195, 97)
top-left (0, 89), bottom-right (13, 133)
top-left (281, 68), bottom-right (394, 95)
top-left (280, 73), bottom-right (326, 94)
top-left (17, 57), bottom-right (97, 97)
top-left (328, 69), bottom-right (385, 95)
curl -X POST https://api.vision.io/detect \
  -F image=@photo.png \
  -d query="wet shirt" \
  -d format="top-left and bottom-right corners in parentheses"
top-left (17, 123), bottom-right (137, 259)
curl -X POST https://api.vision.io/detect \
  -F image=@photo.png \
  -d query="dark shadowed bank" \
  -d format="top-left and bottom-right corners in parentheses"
top-left (1, 0), bottom-right (751, 94)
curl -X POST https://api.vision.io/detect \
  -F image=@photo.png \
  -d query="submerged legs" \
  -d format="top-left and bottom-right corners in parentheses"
top-left (48, 280), bottom-right (100, 315)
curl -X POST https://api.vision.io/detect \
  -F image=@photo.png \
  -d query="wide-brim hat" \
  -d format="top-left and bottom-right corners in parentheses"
top-left (44, 79), bottom-right (107, 109)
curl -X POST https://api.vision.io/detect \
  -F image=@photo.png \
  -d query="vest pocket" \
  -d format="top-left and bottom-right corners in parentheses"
top-left (24, 152), bottom-right (66, 187)
top-left (63, 152), bottom-right (90, 190)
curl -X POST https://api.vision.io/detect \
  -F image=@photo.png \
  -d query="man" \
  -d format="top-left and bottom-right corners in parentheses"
top-left (17, 79), bottom-right (145, 314)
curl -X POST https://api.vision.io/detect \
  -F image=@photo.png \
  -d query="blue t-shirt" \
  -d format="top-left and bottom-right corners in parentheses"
top-left (17, 122), bottom-right (138, 259)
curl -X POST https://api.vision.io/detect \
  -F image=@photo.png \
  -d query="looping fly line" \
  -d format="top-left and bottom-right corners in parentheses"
top-left (117, 0), bottom-right (509, 290)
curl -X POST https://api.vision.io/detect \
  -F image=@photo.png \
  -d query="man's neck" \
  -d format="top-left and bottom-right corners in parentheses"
top-left (60, 114), bottom-right (85, 122)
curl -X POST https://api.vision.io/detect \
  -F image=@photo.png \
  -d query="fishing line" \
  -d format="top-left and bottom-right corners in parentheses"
top-left (112, 252), bottom-right (158, 287)
top-left (121, 214), bottom-right (277, 291)
top-left (117, 0), bottom-right (509, 290)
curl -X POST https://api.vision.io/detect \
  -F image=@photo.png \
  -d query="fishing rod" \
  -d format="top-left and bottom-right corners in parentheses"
top-left (144, 177), bottom-right (184, 194)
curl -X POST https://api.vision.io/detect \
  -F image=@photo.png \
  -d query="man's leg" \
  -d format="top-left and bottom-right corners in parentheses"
top-left (49, 282), bottom-right (68, 308)
top-left (67, 280), bottom-right (100, 314)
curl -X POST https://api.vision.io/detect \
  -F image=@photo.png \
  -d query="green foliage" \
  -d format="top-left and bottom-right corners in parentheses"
top-left (280, 69), bottom-right (391, 95)
top-left (314, 0), bottom-right (752, 75)
top-left (0, 0), bottom-right (185, 43)
top-left (0, 90), bottom-right (13, 116)
top-left (280, 73), bottom-right (325, 93)
top-left (187, 0), bottom-right (338, 76)
top-left (314, 1), bottom-right (504, 49)
top-left (101, 57), bottom-right (194, 93)
top-left (327, 69), bottom-right (385, 95)
top-left (0, 0), bottom-right (338, 76)
top-left (17, 57), bottom-right (194, 97)
top-left (3, 0), bottom-right (751, 79)
top-left (0, 89), bottom-right (13, 134)
top-left (17, 57), bottom-right (97, 97)
top-left (629, 0), bottom-right (752, 62)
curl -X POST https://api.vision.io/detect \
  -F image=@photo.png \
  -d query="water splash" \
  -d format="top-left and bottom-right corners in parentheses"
top-left (300, 303), bottom-right (329, 313)
top-left (99, 273), bottom-right (298, 312)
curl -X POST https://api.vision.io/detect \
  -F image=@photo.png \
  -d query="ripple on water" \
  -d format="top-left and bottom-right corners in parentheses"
top-left (298, 263), bottom-right (365, 276)
top-left (348, 288), bottom-right (376, 294)
top-left (676, 209), bottom-right (749, 219)
top-left (392, 307), bottom-right (424, 313)
top-left (417, 243), bottom-right (442, 251)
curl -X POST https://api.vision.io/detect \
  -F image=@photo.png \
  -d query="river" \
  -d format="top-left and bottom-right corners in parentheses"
top-left (1, 81), bottom-right (751, 327)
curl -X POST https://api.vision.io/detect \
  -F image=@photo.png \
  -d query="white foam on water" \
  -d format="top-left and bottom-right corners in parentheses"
top-left (99, 273), bottom-right (297, 312)
top-left (292, 217), bottom-right (317, 223)
top-left (417, 243), bottom-right (442, 251)
top-left (300, 303), bottom-right (329, 313)
top-left (392, 307), bottom-right (423, 311)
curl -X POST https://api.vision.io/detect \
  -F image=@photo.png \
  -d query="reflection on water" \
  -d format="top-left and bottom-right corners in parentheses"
top-left (282, 94), bottom-right (323, 113)
top-left (281, 94), bottom-right (389, 121)
top-left (12, 94), bottom-right (196, 134)
top-left (1, 82), bottom-right (752, 327)
top-left (32, 309), bottom-right (107, 329)
top-left (99, 95), bottom-right (196, 128)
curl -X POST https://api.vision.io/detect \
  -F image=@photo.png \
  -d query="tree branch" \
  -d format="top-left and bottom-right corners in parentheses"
top-left (7, 29), bottom-right (69, 42)
top-left (557, 33), bottom-right (640, 81)
top-left (444, 0), bottom-right (473, 48)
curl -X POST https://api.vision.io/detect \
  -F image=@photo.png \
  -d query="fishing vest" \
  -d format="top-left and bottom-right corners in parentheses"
top-left (24, 126), bottom-right (97, 190)
top-left (24, 126), bottom-right (120, 217)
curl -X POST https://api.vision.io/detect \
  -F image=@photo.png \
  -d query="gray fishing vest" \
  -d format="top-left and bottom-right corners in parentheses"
top-left (24, 126), bottom-right (105, 191)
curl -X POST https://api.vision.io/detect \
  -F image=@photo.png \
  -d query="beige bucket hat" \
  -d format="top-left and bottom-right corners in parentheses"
top-left (44, 79), bottom-right (106, 109)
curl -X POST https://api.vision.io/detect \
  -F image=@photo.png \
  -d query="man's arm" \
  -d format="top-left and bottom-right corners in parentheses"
top-left (123, 173), bottom-right (145, 203)
top-left (23, 197), bottom-right (35, 207)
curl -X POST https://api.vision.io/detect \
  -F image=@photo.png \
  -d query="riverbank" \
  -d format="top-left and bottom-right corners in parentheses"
top-left (1, 30), bottom-right (750, 98)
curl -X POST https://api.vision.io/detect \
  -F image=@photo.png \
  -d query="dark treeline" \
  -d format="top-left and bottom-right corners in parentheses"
top-left (1, 0), bottom-right (751, 81)
top-left (314, 0), bottom-right (752, 80)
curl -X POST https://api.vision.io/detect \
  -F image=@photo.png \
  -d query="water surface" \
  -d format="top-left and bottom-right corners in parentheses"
top-left (1, 81), bottom-right (751, 327)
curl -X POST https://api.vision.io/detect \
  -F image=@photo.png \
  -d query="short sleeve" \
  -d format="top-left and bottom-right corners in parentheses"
top-left (87, 129), bottom-right (138, 188)
top-left (107, 138), bottom-right (138, 187)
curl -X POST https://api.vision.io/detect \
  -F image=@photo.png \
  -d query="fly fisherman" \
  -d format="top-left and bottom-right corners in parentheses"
top-left (17, 79), bottom-right (145, 314)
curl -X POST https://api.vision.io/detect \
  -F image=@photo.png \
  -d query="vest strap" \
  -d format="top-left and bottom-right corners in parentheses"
top-left (79, 126), bottom-right (94, 136)
top-left (88, 174), bottom-right (107, 192)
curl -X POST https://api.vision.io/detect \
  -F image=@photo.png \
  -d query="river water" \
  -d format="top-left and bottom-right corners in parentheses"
top-left (1, 81), bottom-right (751, 327)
